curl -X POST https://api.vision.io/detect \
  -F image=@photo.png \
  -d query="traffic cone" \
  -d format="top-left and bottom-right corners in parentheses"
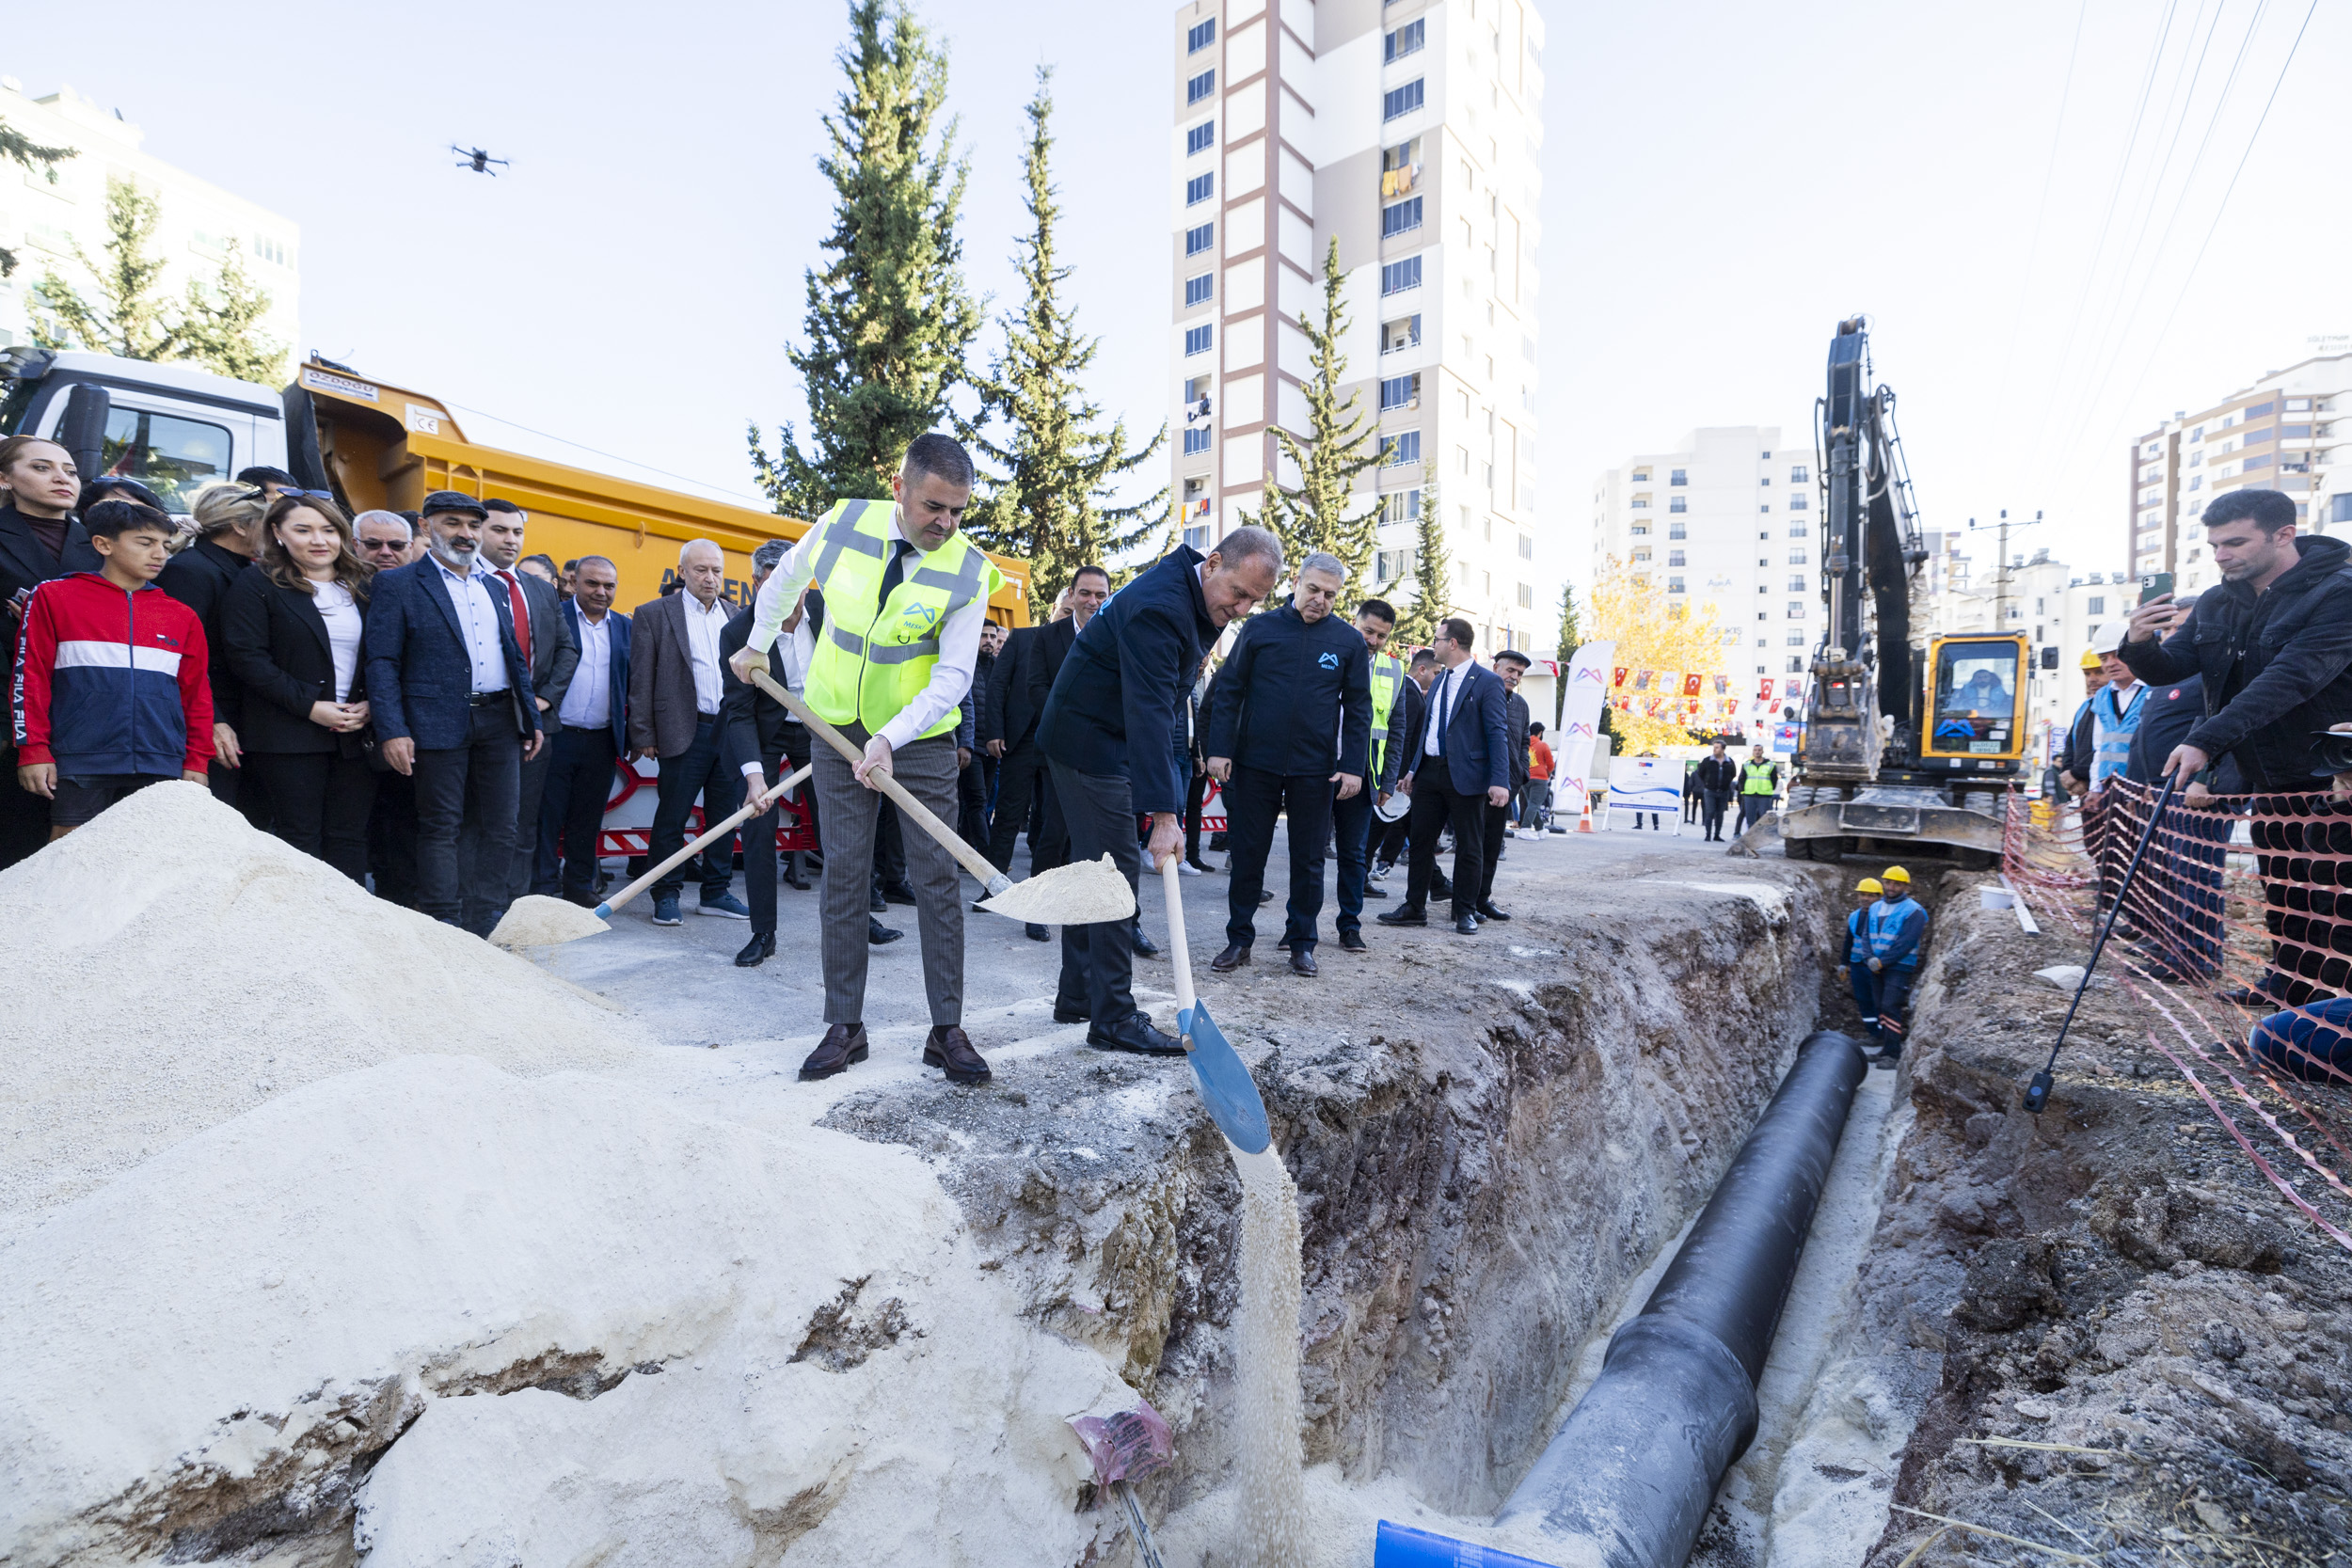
top-left (1577, 791), bottom-right (1594, 832)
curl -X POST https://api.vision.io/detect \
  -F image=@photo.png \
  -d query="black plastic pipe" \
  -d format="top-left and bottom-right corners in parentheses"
top-left (1489, 1030), bottom-right (1868, 1568)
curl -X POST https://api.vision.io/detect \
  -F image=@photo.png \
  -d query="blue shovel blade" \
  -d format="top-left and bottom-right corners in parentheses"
top-left (1178, 998), bottom-right (1270, 1154)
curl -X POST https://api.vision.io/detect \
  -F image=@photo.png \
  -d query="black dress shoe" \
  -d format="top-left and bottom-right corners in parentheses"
top-left (1431, 879), bottom-right (1454, 901)
top-left (1375, 907), bottom-right (1426, 927)
top-left (1131, 924), bottom-right (1161, 958)
top-left (735, 931), bottom-right (776, 967)
top-left (882, 879), bottom-right (918, 906)
top-left (782, 858), bottom-right (809, 891)
top-left (1275, 936), bottom-right (1291, 951)
top-left (1185, 859), bottom-right (1214, 874)
top-left (1453, 913), bottom-right (1481, 935)
top-left (1087, 1012), bottom-right (1185, 1055)
top-left (1290, 947), bottom-right (1318, 976)
top-left (798, 1022), bottom-right (868, 1080)
top-left (1339, 930), bottom-right (1368, 952)
top-left (1257, 889), bottom-right (1274, 905)
top-left (1025, 922), bottom-right (1051, 942)
top-left (869, 918), bottom-right (903, 944)
top-left (561, 888), bottom-right (600, 909)
top-left (1476, 901), bottom-right (1512, 922)
top-left (869, 885), bottom-right (887, 913)
top-left (1210, 942), bottom-right (1251, 972)
top-left (923, 1024), bottom-right (992, 1085)
top-left (1053, 1003), bottom-right (1090, 1024)
top-left (1363, 883), bottom-right (1390, 899)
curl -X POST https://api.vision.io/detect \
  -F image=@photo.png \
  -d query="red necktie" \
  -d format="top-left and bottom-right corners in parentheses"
top-left (498, 570), bottom-right (532, 666)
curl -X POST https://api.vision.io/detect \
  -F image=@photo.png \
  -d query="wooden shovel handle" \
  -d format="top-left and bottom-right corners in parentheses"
top-left (598, 762), bottom-right (808, 914)
top-left (748, 666), bottom-right (1005, 891)
top-left (1161, 856), bottom-right (1199, 1022)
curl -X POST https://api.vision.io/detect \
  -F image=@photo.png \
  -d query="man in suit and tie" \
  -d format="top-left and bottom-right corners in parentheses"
top-left (534, 554), bottom-right (630, 904)
top-left (1377, 617), bottom-right (1512, 936)
top-left (364, 490), bottom-right (541, 934)
top-left (0, 436), bottom-right (100, 867)
top-left (629, 540), bottom-right (754, 927)
top-left (1025, 565), bottom-right (1109, 874)
top-left (479, 499), bottom-right (579, 902)
top-left (1478, 649), bottom-right (1534, 920)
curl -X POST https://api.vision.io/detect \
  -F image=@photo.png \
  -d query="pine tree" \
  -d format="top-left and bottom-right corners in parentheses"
top-left (964, 69), bottom-right (1164, 606)
top-left (178, 241), bottom-right (287, 384)
top-left (31, 177), bottom-right (172, 359)
top-left (1555, 581), bottom-right (1582, 666)
top-left (749, 0), bottom-right (981, 519)
top-left (0, 119), bottom-right (74, 278)
top-left (1265, 238), bottom-right (1381, 580)
top-left (1391, 461), bottom-right (1450, 647)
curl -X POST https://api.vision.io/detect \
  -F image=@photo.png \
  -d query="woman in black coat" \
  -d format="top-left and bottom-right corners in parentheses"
top-left (221, 497), bottom-right (377, 880)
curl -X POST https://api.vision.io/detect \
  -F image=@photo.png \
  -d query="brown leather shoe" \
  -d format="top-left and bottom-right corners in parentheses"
top-left (1210, 942), bottom-right (1251, 973)
top-left (798, 1023), bottom-right (868, 1081)
top-left (923, 1025), bottom-right (992, 1085)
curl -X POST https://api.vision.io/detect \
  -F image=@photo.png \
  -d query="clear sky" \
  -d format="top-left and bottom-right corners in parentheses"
top-left (7, 0), bottom-right (2344, 616)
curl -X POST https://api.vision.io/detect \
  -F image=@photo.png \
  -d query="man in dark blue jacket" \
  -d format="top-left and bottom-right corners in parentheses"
top-left (1202, 552), bottom-right (1371, 976)
top-left (1376, 617), bottom-right (1512, 936)
top-left (1038, 528), bottom-right (1282, 1053)
top-left (365, 491), bottom-right (539, 934)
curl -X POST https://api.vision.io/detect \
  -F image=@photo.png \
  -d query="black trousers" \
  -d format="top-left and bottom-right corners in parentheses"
top-left (1049, 759), bottom-right (1144, 1026)
top-left (1405, 773), bottom-right (1485, 922)
top-left (207, 754), bottom-right (274, 833)
top-left (1221, 765), bottom-right (1336, 950)
top-left (2252, 793), bottom-right (2352, 1006)
top-left (1683, 788), bottom-right (1701, 823)
top-left (1374, 807), bottom-right (1411, 868)
top-left (245, 749), bottom-right (377, 883)
top-left (1477, 799), bottom-right (1511, 904)
top-left (412, 704), bottom-right (526, 932)
top-left (1331, 781), bottom-right (1375, 937)
top-left (958, 752), bottom-right (990, 848)
top-left (986, 735), bottom-right (1049, 872)
top-left (509, 729), bottom-right (555, 902)
top-left (0, 768), bottom-right (52, 869)
top-left (368, 768), bottom-right (421, 908)
top-left (649, 713), bottom-right (741, 902)
top-left (1184, 767), bottom-right (1210, 863)
top-left (534, 725), bottom-right (617, 897)
top-left (744, 725), bottom-right (815, 937)
top-left (1701, 788), bottom-right (1731, 840)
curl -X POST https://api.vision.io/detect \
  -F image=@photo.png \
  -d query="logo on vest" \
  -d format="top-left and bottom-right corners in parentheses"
top-left (1318, 651), bottom-right (1340, 670)
top-left (897, 600), bottom-right (941, 636)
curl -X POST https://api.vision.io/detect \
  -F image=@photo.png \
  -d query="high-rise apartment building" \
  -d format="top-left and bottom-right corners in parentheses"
top-left (0, 76), bottom-right (301, 356)
top-left (1168, 0), bottom-right (1545, 651)
top-left (2124, 349), bottom-right (2350, 597)
top-left (1590, 426), bottom-right (1820, 677)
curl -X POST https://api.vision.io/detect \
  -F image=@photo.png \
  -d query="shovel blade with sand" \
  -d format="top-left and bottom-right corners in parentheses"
top-left (1158, 856), bottom-right (1271, 1154)
top-left (488, 762), bottom-right (813, 949)
top-left (747, 664), bottom-right (1132, 927)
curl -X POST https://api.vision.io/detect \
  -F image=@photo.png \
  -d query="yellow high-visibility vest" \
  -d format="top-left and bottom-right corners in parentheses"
top-left (802, 498), bottom-right (1003, 741)
top-left (1368, 654), bottom-right (1405, 777)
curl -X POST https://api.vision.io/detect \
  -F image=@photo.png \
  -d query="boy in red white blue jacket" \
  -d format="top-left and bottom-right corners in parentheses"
top-left (13, 499), bottom-right (213, 836)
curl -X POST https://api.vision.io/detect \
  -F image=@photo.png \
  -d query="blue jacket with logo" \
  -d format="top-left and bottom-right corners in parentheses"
top-left (1867, 896), bottom-right (1929, 969)
top-left (1845, 909), bottom-right (1872, 964)
top-left (1201, 600), bottom-right (1373, 779)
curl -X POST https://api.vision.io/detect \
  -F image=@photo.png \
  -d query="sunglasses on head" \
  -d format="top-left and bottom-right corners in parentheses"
top-left (246, 486), bottom-right (338, 503)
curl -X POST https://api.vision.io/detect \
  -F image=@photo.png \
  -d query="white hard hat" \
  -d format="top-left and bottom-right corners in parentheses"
top-left (1375, 790), bottom-right (1411, 822)
top-left (2090, 623), bottom-right (2126, 656)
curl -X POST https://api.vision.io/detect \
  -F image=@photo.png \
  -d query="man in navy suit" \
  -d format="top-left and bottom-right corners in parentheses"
top-left (1377, 617), bottom-right (1512, 936)
top-left (534, 554), bottom-right (631, 903)
top-left (1037, 527), bottom-right (1282, 1054)
top-left (365, 491), bottom-right (540, 934)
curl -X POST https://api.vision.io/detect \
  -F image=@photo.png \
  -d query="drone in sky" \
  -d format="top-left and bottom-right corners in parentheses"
top-left (451, 147), bottom-right (510, 176)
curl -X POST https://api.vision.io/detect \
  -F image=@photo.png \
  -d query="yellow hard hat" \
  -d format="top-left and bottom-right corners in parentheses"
top-left (2079, 648), bottom-right (2103, 670)
top-left (1882, 865), bottom-right (1911, 884)
top-left (1855, 878), bottom-right (1883, 895)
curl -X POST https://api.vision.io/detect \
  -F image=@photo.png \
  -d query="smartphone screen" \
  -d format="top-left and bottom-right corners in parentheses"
top-left (2139, 572), bottom-right (2174, 605)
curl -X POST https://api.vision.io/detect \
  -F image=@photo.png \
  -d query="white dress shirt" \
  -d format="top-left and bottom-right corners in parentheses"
top-left (430, 553), bottom-right (509, 694)
top-left (312, 580), bottom-right (363, 702)
top-left (560, 610), bottom-right (612, 731)
top-left (1422, 661), bottom-right (1464, 757)
top-left (740, 617), bottom-right (817, 783)
top-left (745, 505), bottom-right (984, 752)
top-left (680, 592), bottom-right (730, 716)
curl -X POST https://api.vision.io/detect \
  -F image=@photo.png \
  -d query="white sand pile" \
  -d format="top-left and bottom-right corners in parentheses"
top-left (0, 1054), bottom-right (1130, 1564)
top-left (489, 891), bottom-right (612, 948)
top-left (1234, 1146), bottom-right (1310, 1567)
top-left (977, 851), bottom-right (1136, 925)
top-left (0, 783), bottom-right (647, 1221)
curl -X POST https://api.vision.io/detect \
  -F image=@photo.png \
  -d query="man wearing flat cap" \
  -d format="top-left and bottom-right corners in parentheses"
top-left (364, 490), bottom-right (541, 934)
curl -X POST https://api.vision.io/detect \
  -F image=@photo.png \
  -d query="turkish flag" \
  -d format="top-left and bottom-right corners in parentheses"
top-left (1759, 678), bottom-right (1776, 701)
top-left (1682, 673), bottom-right (1702, 697)
top-left (1613, 666), bottom-right (1629, 688)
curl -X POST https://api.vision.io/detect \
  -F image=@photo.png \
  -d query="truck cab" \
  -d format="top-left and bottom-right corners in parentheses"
top-left (0, 347), bottom-right (288, 514)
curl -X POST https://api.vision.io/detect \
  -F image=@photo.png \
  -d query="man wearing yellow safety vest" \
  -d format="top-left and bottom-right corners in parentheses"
top-left (1332, 596), bottom-right (1412, 953)
top-left (1736, 743), bottom-right (1781, 834)
top-left (730, 435), bottom-right (1003, 1087)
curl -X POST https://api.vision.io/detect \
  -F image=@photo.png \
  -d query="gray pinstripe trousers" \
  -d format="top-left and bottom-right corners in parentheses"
top-left (814, 724), bottom-right (965, 1027)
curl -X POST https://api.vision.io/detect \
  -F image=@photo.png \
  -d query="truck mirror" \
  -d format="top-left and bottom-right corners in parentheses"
top-left (59, 383), bottom-right (111, 489)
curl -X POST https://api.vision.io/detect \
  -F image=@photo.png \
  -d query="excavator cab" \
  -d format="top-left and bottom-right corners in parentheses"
top-left (1921, 635), bottom-right (2027, 766)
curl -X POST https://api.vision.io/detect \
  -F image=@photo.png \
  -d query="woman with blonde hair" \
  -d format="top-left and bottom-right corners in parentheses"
top-left (219, 495), bottom-right (378, 879)
top-left (157, 481), bottom-right (271, 825)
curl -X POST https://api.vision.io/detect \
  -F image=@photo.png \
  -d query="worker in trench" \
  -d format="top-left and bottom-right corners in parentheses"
top-left (1862, 866), bottom-right (1929, 1065)
top-left (730, 435), bottom-right (1002, 1087)
top-left (1838, 877), bottom-right (1883, 1036)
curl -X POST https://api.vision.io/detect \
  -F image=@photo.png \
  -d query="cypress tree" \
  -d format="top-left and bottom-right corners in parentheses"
top-left (965, 69), bottom-right (1164, 606)
top-left (750, 0), bottom-right (981, 518)
top-left (1391, 461), bottom-right (1451, 647)
top-left (0, 118), bottom-right (73, 279)
top-left (1555, 582), bottom-right (1582, 666)
top-left (1266, 238), bottom-right (1381, 580)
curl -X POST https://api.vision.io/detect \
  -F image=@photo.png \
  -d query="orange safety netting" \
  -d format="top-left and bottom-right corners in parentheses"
top-left (2002, 778), bottom-right (2352, 1255)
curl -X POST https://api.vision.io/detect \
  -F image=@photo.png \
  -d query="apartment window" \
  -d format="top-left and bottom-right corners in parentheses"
top-left (1383, 79), bottom-right (1425, 120)
top-left (252, 234), bottom-right (289, 267)
top-left (1788, 550), bottom-right (1807, 565)
top-left (1788, 656), bottom-right (1806, 673)
top-left (2191, 425), bottom-right (2205, 441)
top-left (1760, 450), bottom-right (1772, 459)
top-left (1184, 325), bottom-right (1213, 356)
top-left (2286, 397), bottom-right (2312, 411)
top-left (1184, 273), bottom-right (1213, 308)
top-left (1187, 18), bottom-right (1216, 52)
top-left (1758, 504), bottom-right (1771, 514)
top-left (1664, 576), bottom-right (1687, 594)
top-left (1788, 495), bottom-right (1807, 511)
top-left (2282, 423), bottom-right (2313, 440)
top-left (1380, 372), bottom-right (1422, 411)
top-left (2331, 494), bottom-right (2352, 524)
top-left (1184, 523), bottom-right (1209, 550)
top-left (1787, 577), bottom-right (1806, 593)
top-left (1380, 488), bottom-right (1422, 524)
top-left (1381, 431), bottom-right (1422, 467)
top-left (1381, 197), bottom-right (1423, 237)
top-left (1518, 582), bottom-right (1534, 609)
top-left (1631, 468), bottom-right (1651, 482)
top-left (1789, 465), bottom-right (1808, 483)
top-left (1187, 70), bottom-right (1216, 104)
top-left (1668, 468), bottom-right (1687, 485)
top-left (1667, 550), bottom-right (1686, 566)
top-left (1183, 373), bottom-right (1212, 404)
top-left (1787, 603), bottom-right (1806, 619)
top-left (1629, 495), bottom-right (1649, 509)
top-left (1380, 256), bottom-right (1422, 295)
top-left (1384, 18), bottom-right (1425, 61)
top-left (1788, 631), bottom-right (1807, 646)
top-left (2086, 595), bottom-right (2106, 617)
top-left (1669, 521), bottom-right (1686, 538)
top-left (1381, 136), bottom-right (1423, 198)
top-left (1669, 498), bottom-right (1687, 515)
top-left (1789, 524), bottom-right (1807, 537)
top-left (1518, 534), bottom-right (1533, 560)
top-left (1382, 314), bottom-right (1422, 353)
top-left (1629, 524), bottom-right (1648, 536)
top-left (1186, 172), bottom-right (1214, 206)
top-left (1183, 428), bottom-right (1211, 456)
top-left (1631, 547), bottom-right (1653, 563)
top-left (1758, 476), bottom-right (1772, 486)
top-left (1184, 222), bottom-right (1214, 255)
top-left (2241, 426), bottom-right (2275, 446)
top-left (1376, 547), bottom-right (1411, 582)
top-left (2247, 401), bottom-right (2275, 419)
top-left (1186, 120), bottom-right (1215, 156)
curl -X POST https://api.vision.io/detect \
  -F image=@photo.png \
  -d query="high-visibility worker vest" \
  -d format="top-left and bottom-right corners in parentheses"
top-left (1867, 897), bottom-right (1924, 968)
top-left (2090, 681), bottom-right (2148, 788)
top-left (1846, 908), bottom-right (1871, 964)
top-left (802, 498), bottom-right (1004, 741)
top-left (1367, 654), bottom-right (1406, 777)
top-left (1741, 759), bottom-right (1778, 795)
